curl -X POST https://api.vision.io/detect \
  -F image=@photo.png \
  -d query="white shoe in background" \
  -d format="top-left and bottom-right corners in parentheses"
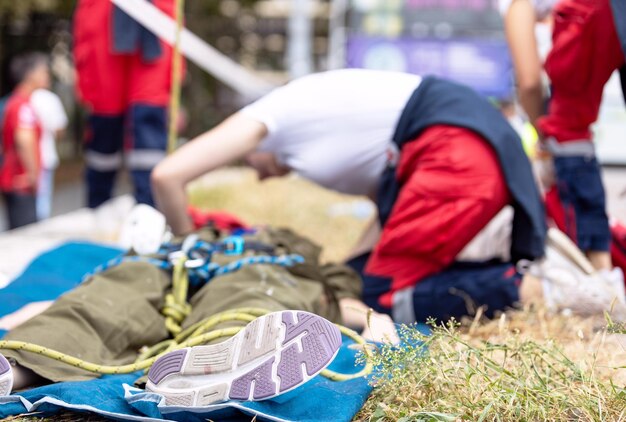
top-left (532, 229), bottom-right (626, 320)
top-left (118, 204), bottom-right (169, 255)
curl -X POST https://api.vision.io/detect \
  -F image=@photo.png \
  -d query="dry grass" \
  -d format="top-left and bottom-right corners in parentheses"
top-left (356, 308), bottom-right (626, 421)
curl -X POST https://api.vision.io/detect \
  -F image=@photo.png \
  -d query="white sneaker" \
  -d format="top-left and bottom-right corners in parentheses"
top-left (146, 310), bottom-right (342, 407)
top-left (532, 229), bottom-right (626, 319)
top-left (600, 267), bottom-right (626, 300)
top-left (0, 354), bottom-right (13, 396)
top-left (118, 204), bottom-right (168, 255)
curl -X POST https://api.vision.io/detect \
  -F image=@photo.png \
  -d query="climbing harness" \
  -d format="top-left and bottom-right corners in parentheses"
top-left (0, 235), bottom-right (373, 383)
top-left (83, 235), bottom-right (305, 286)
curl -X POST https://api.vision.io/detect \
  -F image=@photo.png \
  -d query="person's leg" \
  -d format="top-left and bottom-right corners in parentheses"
top-left (1, 261), bottom-right (171, 389)
top-left (125, 105), bottom-right (167, 206)
top-left (379, 227), bottom-right (626, 324)
top-left (3, 192), bottom-right (37, 229)
top-left (365, 125), bottom-right (511, 310)
top-left (74, 0), bottom-right (128, 208)
top-left (36, 169), bottom-right (53, 220)
top-left (84, 115), bottom-right (125, 208)
top-left (183, 227), bottom-right (344, 328)
top-left (396, 262), bottom-right (522, 323)
top-left (146, 228), bottom-right (346, 406)
top-left (538, 0), bottom-right (626, 269)
top-left (126, 0), bottom-right (177, 206)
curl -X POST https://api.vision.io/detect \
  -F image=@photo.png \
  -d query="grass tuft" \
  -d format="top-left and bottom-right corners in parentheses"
top-left (356, 309), bottom-right (626, 421)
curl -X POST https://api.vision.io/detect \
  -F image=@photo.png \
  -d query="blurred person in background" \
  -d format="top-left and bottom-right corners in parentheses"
top-left (73, 0), bottom-right (178, 208)
top-left (537, 0), bottom-right (625, 272)
top-left (0, 53), bottom-right (49, 229)
top-left (30, 88), bottom-right (68, 220)
top-left (502, 0), bottom-right (626, 275)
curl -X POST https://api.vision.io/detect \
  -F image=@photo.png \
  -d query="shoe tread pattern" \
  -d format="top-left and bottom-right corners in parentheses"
top-left (229, 357), bottom-right (276, 400)
top-left (277, 312), bottom-right (342, 391)
top-left (148, 349), bottom-right (187, 384)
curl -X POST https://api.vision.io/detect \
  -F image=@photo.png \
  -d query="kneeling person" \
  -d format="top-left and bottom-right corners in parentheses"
top-left (152, 70), bottom-right (554, 322)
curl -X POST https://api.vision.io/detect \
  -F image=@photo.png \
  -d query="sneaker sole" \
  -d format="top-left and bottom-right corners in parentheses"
top-left (145, 310), bottom-right (342, 407)
top-left (0, 354), bottom-right (13, 397)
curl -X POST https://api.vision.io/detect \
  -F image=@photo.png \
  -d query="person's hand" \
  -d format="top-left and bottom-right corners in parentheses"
top-left (361, 312), bottom-right (400, 345)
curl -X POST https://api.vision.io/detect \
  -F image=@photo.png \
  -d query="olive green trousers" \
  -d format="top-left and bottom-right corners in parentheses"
top-left (2, 228), bottom-right (361, 382)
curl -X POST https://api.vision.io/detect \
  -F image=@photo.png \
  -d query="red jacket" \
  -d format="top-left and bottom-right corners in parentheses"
top-left (0, 90), bottom-right (41, 193)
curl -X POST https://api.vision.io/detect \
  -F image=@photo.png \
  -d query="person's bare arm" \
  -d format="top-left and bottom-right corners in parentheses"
top-left (152, 113), bottom-right (267, 235)
top-left (339, 297), bottom-right (400, 344)
top-left (15, 127), bottom-right (39, 189)
top-left (504, 0), bottom-right (544, 129)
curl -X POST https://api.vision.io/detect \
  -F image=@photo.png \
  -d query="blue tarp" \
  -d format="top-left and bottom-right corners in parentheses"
top-left (0, 242), bottom-right (373, 421)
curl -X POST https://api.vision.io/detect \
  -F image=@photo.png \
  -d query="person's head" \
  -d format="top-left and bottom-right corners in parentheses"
top-left (10, 52), bottom-right (50, 91)
top-left (244, 151), bottom-right (290, 180)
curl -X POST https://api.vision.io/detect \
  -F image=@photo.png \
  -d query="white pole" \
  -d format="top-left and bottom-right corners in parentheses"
top-left (111, 0), bottom-right (275, 99)
top-left (287, 0), bottom-right (314, 78)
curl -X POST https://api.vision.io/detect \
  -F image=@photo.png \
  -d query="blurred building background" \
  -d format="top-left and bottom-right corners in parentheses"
top-left (0, 0), bottom-right (515, 148)
top-left (0, 0), bottom-right (624, 174)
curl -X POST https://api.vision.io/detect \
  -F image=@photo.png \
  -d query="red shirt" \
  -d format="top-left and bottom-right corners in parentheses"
top-left (0, 90), bottom-right (41, 193)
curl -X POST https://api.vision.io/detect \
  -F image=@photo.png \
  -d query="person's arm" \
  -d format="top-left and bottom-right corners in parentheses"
top-left (152, 113), bottom-right (267, 235)
top-left (339, 297), bottom-right (400, 344)
top-left (504, 0), bottom-right (544, 129)
top-left (15, 127), bottom-right (39, 189)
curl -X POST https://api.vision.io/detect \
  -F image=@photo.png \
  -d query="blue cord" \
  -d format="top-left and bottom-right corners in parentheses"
top-left (83, 239), bottom-right (304, 285)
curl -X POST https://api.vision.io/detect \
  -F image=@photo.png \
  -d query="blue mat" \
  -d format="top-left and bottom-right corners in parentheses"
top-left (0, 242), bottom-right (123, 338)
top-left (0, 242), bottom-right (373, 421)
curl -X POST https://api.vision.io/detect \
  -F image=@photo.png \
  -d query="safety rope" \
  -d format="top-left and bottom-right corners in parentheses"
top-left (0, 312), bottom-right (371, 381)
top-left (0, 239), bottom-right (373, 383)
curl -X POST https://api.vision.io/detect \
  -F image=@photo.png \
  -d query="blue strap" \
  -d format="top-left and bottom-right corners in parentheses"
top-left (84, 239), bottom-right (305, 287)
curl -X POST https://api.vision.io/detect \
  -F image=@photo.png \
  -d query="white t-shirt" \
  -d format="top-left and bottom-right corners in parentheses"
top-left (30, 89), bottom-right (68, 170)
top-left (240, 69), bottom-right (421, 196)
top-left (498, 0), bottom-right (556, 20)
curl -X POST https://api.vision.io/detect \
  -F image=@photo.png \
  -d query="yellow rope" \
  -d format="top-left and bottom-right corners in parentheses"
top-left (0, 259), bottom-right (373, 382)
top-left (0, 317), bottom-right (371, 381)
top-left (167, 0), bottom-right (185, 154)
top-left (162, 256), bottom-right (191, 335)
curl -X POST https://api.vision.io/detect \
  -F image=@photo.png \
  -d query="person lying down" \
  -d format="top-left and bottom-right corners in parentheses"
top-left (0, 224), bottom-right (397, 406)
